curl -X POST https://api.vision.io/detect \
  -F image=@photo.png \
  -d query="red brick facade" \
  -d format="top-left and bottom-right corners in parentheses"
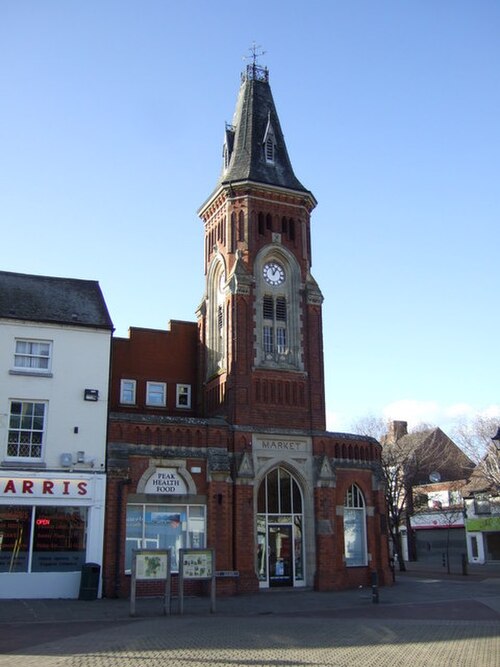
top-left (103, 321), bottom-right (391, 598)
top-left (103, 66), bottom-right (391, 598)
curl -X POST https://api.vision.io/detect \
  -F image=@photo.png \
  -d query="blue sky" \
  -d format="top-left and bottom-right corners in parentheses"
top-left (1, 1), bottom-right (499, 433)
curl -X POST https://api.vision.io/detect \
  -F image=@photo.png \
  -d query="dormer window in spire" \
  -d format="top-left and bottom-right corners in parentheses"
top-left (265, 135), bottom-right (274, 163)
top-left (223, 124), bottom-right (235, 172)
top-left (263, 115), bottom-right (276, 164)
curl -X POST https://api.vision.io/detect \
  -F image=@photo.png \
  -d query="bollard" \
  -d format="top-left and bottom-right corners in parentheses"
top-left (371, 570), bottom-right (379, 604)
top-left (461, 553), bottom-right (468, 576)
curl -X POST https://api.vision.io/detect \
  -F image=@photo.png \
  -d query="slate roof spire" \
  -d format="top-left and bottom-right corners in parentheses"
top-left (215, 60), bottom-right (310, 195)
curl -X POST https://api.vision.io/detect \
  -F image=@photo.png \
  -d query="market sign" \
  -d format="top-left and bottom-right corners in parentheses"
top-left (144, 468), bottom-right (187, 495)
top-left (466, 516), bottom-right (500, 532)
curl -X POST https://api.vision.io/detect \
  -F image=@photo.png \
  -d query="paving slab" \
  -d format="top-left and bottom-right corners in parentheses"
top-left (0, 565), bottom-right (499, 665)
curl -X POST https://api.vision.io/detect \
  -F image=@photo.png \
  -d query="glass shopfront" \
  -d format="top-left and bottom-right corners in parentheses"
top-left (125, 504), bottom-right (206, 572)
top-left (0, 505), bottom-right (87, 573)
top-left (256, 467), bottom-right (304, 587)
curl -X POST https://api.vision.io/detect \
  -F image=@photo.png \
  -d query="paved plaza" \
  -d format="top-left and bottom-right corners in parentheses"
top-left (1, 566), bottom-right (499, 666)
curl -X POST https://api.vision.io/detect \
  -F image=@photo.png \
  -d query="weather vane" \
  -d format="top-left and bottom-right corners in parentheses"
top-left (243, 42), bottom-right (266, 67)
top-left (242, 43), bottom-right (268, 82)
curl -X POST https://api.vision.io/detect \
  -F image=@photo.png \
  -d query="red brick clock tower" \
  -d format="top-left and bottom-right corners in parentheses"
top-left (198, 62), bottom-right (325, 432)
top-left (105, 59), bottom-right (390, 599)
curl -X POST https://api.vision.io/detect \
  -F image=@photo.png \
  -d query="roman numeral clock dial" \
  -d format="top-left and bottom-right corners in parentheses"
top-left (263, 262), bottom-right (285, 286)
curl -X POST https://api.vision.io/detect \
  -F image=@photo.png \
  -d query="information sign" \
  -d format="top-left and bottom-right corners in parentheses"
top-left (181, 549), bottom-right (213, 579)
top-left (178, 548), bottom-right (216, 614)
top-left (130, 549), bottom-right (171, 617)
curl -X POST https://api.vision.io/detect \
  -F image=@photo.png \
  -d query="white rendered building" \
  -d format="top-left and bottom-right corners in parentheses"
top-left (0, 271), bottom-right (113, 598)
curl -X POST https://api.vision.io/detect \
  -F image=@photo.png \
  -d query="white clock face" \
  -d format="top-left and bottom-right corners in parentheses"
top-left (263, 262), bottom-right (285, 286)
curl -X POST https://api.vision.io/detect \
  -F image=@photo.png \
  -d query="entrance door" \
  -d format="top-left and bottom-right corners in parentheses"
top-left (268, 525), bottom-right (293, 587)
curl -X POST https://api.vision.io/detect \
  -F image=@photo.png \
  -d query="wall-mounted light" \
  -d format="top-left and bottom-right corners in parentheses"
top-left (84, 389), bottom-right (99, 401)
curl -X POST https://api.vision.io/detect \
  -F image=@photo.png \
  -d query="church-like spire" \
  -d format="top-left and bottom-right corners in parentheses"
top-left (216, 61), bottom-right (310, 194)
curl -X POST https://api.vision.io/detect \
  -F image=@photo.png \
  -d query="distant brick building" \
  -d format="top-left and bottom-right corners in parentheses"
top-left (381, 420), bottom-right (474, 565)
top-left (103, 62), bottom-right (391, 598)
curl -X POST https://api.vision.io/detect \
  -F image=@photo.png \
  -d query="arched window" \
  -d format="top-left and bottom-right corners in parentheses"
top-left (256, 467), bottom-right (304, 587)
top-left (206, 260), bottom-right (226, 377)
top-left (344, 484), bottom-right (367, 567)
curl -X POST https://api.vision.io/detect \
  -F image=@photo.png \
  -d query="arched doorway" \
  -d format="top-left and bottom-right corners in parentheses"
top-left (256, 466), bottom-right (305, 588)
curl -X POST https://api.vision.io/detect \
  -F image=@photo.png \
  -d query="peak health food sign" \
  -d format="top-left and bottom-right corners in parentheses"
top-left (144, 468), bottom-right (187, 495)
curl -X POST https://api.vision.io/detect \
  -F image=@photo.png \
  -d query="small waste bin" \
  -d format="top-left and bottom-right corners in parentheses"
top-left (79, 562), bottom-right (100, 600)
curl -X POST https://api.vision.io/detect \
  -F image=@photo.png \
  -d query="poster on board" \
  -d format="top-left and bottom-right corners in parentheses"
top-left (181, 549), bottom-right (213, 579)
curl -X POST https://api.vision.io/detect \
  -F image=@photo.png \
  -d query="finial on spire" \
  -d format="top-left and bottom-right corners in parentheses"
top-left (244, 42), bottom-right (266, 67)
top-left (242, 42), bottom-right (269, 82)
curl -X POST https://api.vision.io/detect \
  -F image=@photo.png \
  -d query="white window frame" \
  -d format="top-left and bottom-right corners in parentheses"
top-left (146, 381), bottom-right (166, 407)
top-left (7, 400), bottom-right (47, 460)
top-left (13, 339), bottom-right (52, 374)
top-left (120, 379), bottom-right (137, 405)
top-left (176, 384), bottom-right (192, 409)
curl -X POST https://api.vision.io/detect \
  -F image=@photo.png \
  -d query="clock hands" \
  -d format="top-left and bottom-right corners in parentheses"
top-left (263, 262), bottom-right (284, 285)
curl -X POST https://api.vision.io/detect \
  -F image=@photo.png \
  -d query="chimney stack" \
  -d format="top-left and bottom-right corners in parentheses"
top-left (382, 420), bottom-right (408, 445)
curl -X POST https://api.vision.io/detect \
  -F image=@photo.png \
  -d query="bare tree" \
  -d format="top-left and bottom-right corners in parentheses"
top-left (380, 440), bottom-right (415, 571)
top-left (350, 414), bottom-right (386, 441)
top-left (352, 415), bottom-right (474, 570)
top-left (451, 414), bottom-right (500, 493)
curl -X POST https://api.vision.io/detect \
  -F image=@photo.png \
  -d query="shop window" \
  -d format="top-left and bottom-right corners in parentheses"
top-left (344, 484), bottom-right (367, 566)
top-left (0, 505), bottom-right (31, 572)
top-left (176, 384), bottom-right (191, 409)
top-left (7, 400), bottom-right (46, 459)
top-left (0, 505), bottom-right (87, 573)
top-left (146, 382), bottom-right (166, 407)
top-left (125, 504), bottom-right (206, 573)
top-left (120, 379), bottom-right (136, 405)
top-left (14, 339), bottom-right (52, 373)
